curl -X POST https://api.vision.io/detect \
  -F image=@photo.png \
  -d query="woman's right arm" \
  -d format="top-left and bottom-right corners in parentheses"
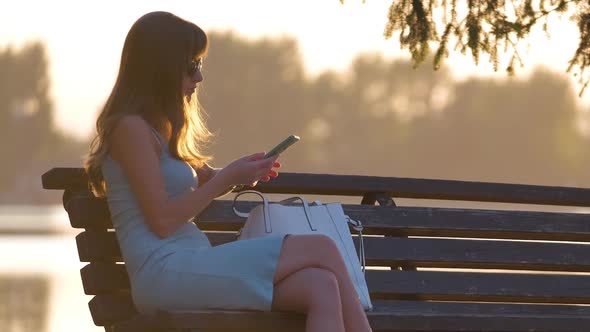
top-left (109, 115), bottom-right (234, 238)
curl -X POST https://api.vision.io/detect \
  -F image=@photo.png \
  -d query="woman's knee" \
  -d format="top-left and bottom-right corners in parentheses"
top-left (275, 234), bottom-right (346, 283)
top-left (272, 267), bottom-right (340, 313)
top-left (312, 234), bottom-right (338, 248)
top-left (303, 234), bottom-right (345, 264)
top-left (287, 234), bottom-right (341, 256)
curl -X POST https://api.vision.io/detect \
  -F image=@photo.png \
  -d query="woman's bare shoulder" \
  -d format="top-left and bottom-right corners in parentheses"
top-left (111, 114), bottom-right (150, 136)
top-left (109, 114), bottom-right (160, 160)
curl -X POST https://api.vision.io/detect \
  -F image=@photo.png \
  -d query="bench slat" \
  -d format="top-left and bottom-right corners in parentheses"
top-left (89, 292), bottom-right (136, 327)
top-left (76, 231), bottom-right (238, 262)
top-left (369, 270), bottom-right (590, 304)
top-left (200, 203), bottom-right (590, 241)
top-left (82, 263), bottom-right (590, 304)
top-left (162, 300), bottom-right (590, 332)
top-left (112, 312), bottom-right (305, 332)
top-left (91, 296), bottom-right (590, 332)
top-left (81, 262), bottom-right (129, 295)
top-left (63, 190), bottom-right (110, 229)
top-left (44, 168), bottom-right (590, 207)
top-left (365, 237), bottom-right (590, 271)
top-left (77, 231), bottom-right (590, 272)
top-left (77, 231), bottom-right (121, 262)
top-left (66, 194), bottom-right (590, 241)
top-left (43, 168), bottom-right (89, 190)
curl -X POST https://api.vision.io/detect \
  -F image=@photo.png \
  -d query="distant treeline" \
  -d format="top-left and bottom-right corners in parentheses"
top-left (2, 31), bottom-right (589, 204)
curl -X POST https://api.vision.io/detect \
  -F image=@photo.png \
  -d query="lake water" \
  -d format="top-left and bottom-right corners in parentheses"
top-left (0, 205), bottom-right (102, 332)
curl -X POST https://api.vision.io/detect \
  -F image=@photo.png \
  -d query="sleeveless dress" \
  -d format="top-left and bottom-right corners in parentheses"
top-left (101, 127), bottom-right (287, 314)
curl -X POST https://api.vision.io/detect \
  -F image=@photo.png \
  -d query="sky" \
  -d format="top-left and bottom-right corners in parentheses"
top-left (1, 0), bottom-right (587, 139)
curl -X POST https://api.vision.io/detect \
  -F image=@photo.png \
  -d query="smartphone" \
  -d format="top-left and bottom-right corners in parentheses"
top-left (264, 135), bottom-right (300, 159)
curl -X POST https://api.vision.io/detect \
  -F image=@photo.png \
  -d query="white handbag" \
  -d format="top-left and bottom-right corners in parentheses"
top-left (232, 190), bottom-right (373, 311)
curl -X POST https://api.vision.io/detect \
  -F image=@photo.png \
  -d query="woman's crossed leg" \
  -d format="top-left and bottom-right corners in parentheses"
top-left (272, 267), bottom-right (344, 331)
top-left (271, 234), bottom-right (372, 332)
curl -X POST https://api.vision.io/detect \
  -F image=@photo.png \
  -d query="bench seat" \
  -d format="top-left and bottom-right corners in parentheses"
top-left (102, 300), bottom-right (590, 332)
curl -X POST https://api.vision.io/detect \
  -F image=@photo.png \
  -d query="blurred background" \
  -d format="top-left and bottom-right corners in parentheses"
top-left (3, 0), bottom-right (590, 331)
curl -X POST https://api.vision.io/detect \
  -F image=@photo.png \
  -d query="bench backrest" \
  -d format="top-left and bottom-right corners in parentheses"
top-left (42, 168), bottom-right (590, 329)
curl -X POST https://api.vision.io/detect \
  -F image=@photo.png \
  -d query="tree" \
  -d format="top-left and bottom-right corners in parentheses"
top-left (8, 32), bottom-right (590, 203)
top-left (199, 31), bottom-right (310, 165)
top-left (342, 0), bottom-right (590, 95)
top-left (0, 42), bottom-right (54, 200)
top-left (0, 42), bottom-right (88, 204)
top-left (199, 31), bottom-right (590, 188)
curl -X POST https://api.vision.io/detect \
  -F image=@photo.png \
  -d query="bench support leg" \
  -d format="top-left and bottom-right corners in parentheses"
top-left (361, 192), bottom-right (417, 271)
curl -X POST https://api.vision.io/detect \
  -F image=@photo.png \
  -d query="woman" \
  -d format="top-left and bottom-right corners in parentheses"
top-left (84, 11), bottom-right (371, 332)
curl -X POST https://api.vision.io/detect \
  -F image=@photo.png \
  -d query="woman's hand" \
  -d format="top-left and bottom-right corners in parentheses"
top-left (260, 158), bottom-right (281, 182)
top-left (217, 152), bottom-right (281, 188)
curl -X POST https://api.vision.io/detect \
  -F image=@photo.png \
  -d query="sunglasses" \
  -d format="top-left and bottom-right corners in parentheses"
top-left (187, 58), bottom-right (203, 76)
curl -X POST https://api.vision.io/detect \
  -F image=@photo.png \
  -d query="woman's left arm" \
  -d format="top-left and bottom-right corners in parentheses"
top-left (195, 162), bottom-right (217, 185)
top-left (196, 163), bottom-right (235, 197)
top-left (196, 159), bottom-right (281, 197)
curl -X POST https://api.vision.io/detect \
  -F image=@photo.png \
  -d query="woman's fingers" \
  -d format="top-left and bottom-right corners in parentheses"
top-left (257, 166), bottom-right (281, 182)
top-left (260, 171), bottom-right (278, 182)
top-left (249, 152), bottom-right (267, 160)
top-left (250, 155), bottom-right (280, 183)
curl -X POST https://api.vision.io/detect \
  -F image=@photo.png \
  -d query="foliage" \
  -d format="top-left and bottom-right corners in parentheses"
top-left (342, 0), bottom-right (590, 95)
top-left (4, 33), bottom-right (590, 203)
top-left (201, 31), bottom-right (590, 188)
top-left (0, 42), bottom-right (87, 203)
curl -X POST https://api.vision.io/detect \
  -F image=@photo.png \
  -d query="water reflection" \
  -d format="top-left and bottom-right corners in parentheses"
top-left (1, 205), bottom-right (101, 332)
top-left (0, 276), bottom-right (49, 332)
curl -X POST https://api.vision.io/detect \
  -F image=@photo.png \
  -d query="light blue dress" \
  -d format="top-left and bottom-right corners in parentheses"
top-left (101, 127), bottom-right (286, 314)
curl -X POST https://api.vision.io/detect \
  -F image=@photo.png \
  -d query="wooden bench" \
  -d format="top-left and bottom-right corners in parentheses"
top-left (42, 167), bottom-right (590, 332)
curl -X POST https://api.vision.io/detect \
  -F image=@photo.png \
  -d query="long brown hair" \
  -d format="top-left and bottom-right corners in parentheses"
top-left (84, 11), bottom-right (213, 197)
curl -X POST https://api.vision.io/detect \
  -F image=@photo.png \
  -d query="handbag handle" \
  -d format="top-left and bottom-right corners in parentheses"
top-left (278, 196), bottom-right (317, 231)
top-left (233, 191), bottom-right (317, 233)
top-left (232, 190), bottom-right (273, 233)
top-left (347, 216), bottom-right (366, 274)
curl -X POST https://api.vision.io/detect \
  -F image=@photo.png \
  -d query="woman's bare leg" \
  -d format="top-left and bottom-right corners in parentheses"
top-left (272, 267), bottom-right (344, 332)
top-left (273, 234), bottom-right (372, 332)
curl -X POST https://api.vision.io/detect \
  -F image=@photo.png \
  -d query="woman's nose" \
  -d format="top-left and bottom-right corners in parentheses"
top-left (193, 71), bottom-right (203, 83)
